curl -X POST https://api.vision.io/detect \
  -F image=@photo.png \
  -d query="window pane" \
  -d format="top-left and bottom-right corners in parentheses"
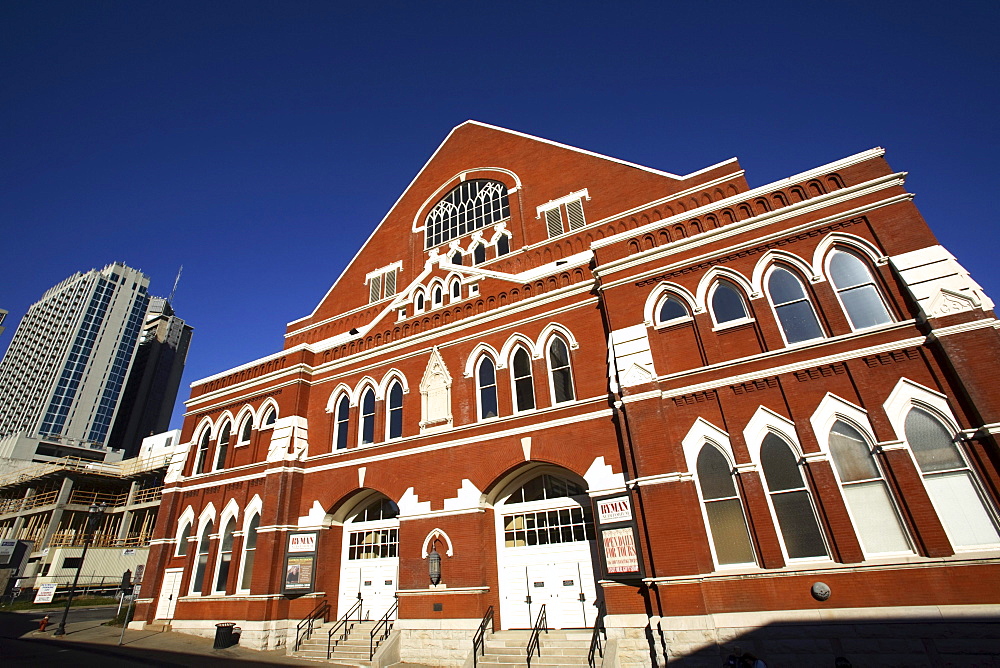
top-left (925, 472), bottom-right (1000, 548)
top-left (361, 390), bottom-right (375, 443)
top-left (843, 481), bottom-right (910, 553)
top-left (697, 446), bottom-right (737, 500)
top-left (552, 368), bottom-right (573, 403)
top-left (840, 285), bottom-right (892, 329)
top-left (760, 435), bottom-right (803, 492)
top-left (712, 283), bottom-right (747, 323)
top-left (775, 300), bottom-right (823, 343)
top-left (659, 297), bottom-right (688, 322)
top-left (705, 498), bottom-right (755, 564)
top-left (829, 421), bottom-right (879, 482)
top-left (904, 409), bottom-right (964, 473)
top-left (474, 245), bottom-right (486, 265)
top-left (515, 378), bottom-right (535, 411)
top-left (772, 490), bottom-right (828, 559)
top-left (768, 268), bottom-right (806, 305)
top-left (830, 251), bottom-right (873, 290)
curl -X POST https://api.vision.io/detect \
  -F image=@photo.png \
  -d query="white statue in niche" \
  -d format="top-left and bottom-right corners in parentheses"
top-left (420, 346), bottom-right (452, 433)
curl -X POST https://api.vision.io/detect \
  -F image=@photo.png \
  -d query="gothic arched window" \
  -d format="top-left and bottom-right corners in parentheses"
top-left (425, 180), bottom-right (510, 248)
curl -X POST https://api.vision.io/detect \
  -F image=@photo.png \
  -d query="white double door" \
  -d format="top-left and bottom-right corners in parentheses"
top-left (154, 568), bottom-right (184, 620)
top-left (338, 558), bottom-right (398, 621)
top-left (500, 547), bottom-right (598, 629)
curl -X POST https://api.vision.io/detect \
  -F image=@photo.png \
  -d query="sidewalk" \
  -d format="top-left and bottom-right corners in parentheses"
top-left (5, 606), bottom-right (433, 667)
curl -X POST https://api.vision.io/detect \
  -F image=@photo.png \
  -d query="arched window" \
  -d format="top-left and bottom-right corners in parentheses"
top-left (195, 428), bottom-right (211, 474)
top-left (473, 244), bottom-right (486, 265)
top-left (657, 296), bottom-right (689, 324)
top-left (760, 434), bottom-right (828, 559)
top-left (387, 381), bottom-right (403, 440)
top-left (766, 266), bottom-right (823, 344)
top-left (828, 420), bottom-right (910, 555)
top-left (263, 407), bottom-right (276, 427)
top-left (360, 388), bottom-right (376, 445)
top-left (904, 409), bottom-right (1000, 548)
top-left (451, 251), bottom-right (463, 265)
top-left (511, 347), bottom-right (535, 412)
top-left (710, 280), bottom-right (749, 325)
top-left (425, 179), bottom-right (510, 249)
top-left (239, 514), bottom-right (260, 592)
top-left (191, 519), bottom-right (214, 594)
top-left (238, 415), bottom-right (252, 444)
top-left (477, 356), bottom-right (498, 420)
top-left (175, 521), bottom-right (192, 556)
top-left (214, 517), bottom-right (236, 593)
top-left (451, 279), bottom-right (461, 299)
top-left (696, 445), bottom-right (755, 565)
top-left (828, 250), bottom-right (892, 329)
top-left (415, 292), bottom-right (425, 312)
top-left (214, 421), bottom-right (231, 471)
top-left (502, 473), bottom-right (593, 547)
top-left (334, 395), bottom-right (350, 450)
top-left (433, 285), bottom-right (443, 307)
top-left (497, 235), bottom-right (510, 256)
top-left (547, 337), bottom-right (575, 403)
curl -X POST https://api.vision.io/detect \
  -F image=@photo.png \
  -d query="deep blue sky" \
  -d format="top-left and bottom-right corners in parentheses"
top-left (2, 2), bottom-right (998, 431)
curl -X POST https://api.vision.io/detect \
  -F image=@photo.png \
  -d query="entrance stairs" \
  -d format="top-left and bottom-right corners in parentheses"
top-left (291, 619), bottom-right (380, 666)
top-left (477, 629), bottom-right (593, 667)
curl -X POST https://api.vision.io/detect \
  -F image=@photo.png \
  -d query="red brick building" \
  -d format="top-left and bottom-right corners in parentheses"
top-left (135, 122), bottom-right (1000, 666)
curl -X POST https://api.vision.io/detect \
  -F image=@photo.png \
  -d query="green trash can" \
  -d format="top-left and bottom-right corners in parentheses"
top-left (213, 622), bottom-right (236, 649)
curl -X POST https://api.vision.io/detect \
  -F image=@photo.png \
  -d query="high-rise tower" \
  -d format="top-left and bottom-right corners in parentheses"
top-left (106, 297), bottom-right (193, 458)
top-left (0, 263), bottom-right (153, 465)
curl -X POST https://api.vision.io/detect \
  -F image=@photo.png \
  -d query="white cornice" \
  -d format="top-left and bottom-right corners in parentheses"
top-left (597, 178), bottom-right (908, 286)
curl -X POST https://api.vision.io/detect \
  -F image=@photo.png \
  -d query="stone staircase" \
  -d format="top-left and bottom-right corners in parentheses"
top-left (475, 629), bottom-right (594, 667)
top-left (292, 619), bottom-right (381, 666)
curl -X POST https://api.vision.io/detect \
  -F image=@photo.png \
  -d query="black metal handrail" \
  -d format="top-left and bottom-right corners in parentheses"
top-left (587, 601), bottom-right (607, 668)
top-left (294, 598), bottom-right (329, 651)
top-left (526, 604), bottom-right (547, 667)
top-left (471, 605), bottom-right (495, 668)
top-left (326, 598), bottom-right (363, 659)
top-left (369, 596), bottom-right (399, 659)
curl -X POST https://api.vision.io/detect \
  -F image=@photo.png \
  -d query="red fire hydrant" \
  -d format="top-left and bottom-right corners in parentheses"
top-left (39, 615), bottom-right (49, 632)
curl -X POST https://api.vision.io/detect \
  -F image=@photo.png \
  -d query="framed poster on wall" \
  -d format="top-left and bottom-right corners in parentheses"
top-left (283, 531), bottom-right (318, 594)
top-left (592, 494), bottom-right (645, 580)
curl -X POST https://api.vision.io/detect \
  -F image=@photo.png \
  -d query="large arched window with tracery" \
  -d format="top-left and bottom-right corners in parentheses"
top-left (425, 180), bottom-right (510, 248)
top-left (696, 444), bottom-right (755, 566)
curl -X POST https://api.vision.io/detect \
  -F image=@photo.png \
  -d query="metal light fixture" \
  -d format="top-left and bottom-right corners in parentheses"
top-left (53, 502), bottom-right (107, 636)
top-left (428, 543), bottom-right (442, 586)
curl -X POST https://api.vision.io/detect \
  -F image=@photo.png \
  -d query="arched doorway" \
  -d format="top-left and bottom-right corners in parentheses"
top-left (337, 493), bottom-right (399, 620)
top-left (494, 468), bottom-right (600, 629)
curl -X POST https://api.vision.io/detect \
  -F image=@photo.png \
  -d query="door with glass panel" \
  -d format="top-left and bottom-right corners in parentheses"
top-left (338, 496), bottom-right (399, 620)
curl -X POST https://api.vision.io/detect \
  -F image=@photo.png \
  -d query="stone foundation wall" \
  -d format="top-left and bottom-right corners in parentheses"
top-left (396, 624), bottom-right (478, 667)
top-left (162, 618), bottom-right (292, 652)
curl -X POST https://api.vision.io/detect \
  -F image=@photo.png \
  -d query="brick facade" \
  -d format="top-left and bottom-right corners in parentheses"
top-left (134, 123), bottom-right (1000, 665)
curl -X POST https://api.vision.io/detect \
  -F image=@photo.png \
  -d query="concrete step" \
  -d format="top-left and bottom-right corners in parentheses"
top-left (485, 646), bottom-right (589, 656)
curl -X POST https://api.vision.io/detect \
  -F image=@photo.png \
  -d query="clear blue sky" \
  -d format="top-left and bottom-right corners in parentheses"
top-left (2, 2), bottom-right (998, 430)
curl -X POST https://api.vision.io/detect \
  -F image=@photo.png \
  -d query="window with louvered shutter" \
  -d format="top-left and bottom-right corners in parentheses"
top-left (566, 198), bottom-right (586, 230)
top-left (545, 207), bottom-right (564, 237)
top-left (369, 275), bottom-right (382, 303)
top-left (384, 271), bottom-right (396, 297)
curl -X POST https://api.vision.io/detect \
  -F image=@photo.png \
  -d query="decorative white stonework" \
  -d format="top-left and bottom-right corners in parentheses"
top-left (421, 528), bottom-right (454, 558)
top-left (164, 442), bottom-right (190, 483)
top-left (890, 245), bottom-right (994, 319)
top-left (584, 456), bottom-right (627, 495)
top-left (420, 347), bottom-right (453, 433)
top-left (442, 478), bottom-right (486, 512)
top-left (397, 486), bottom-right (431, 517)
top-left (520, 436), bottom-right (531, 461)
top-left (610, 324), bottom-right (657, 388)
top-left (265, 416), bottom-right (309, 462)
top-left (298, 500), bottom-right (326, 528)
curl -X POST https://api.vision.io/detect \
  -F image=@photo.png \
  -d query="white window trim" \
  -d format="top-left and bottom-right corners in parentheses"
top-left (211, 501), bottom-right (240, 595)
top-left (707, 281), bottom-right (755, 331)
top-left (743, 407), bottom-right (832, 564)
top-left (385, 380), bottom-right (404, 442)
top-left (476, 355), bottom-right (500, 422)
top-left (545, 336), bottom-right (576, 406)
top-left (235, 408), bottom-right (255, 446)
top-left (883, 379), bottom-right (1000, 551)
top-left (509, 346), bottom-right (537, 415)
top-left (808, 393), bottom-right (914, 558)
top-left (189, 503), bottom-right (217, 596)
top-left (174, 506), bottom-right (196, 557)
top-left (825, 248), bottom-right (895, 332)
top-left (763, 265), bottom-right (826, 347)
top-left (535, 188), bottom-right (591, 218)
top-left (235, 495), bottom-right (263, 595)
top-left (358, 386), bottom-right (378, 447)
